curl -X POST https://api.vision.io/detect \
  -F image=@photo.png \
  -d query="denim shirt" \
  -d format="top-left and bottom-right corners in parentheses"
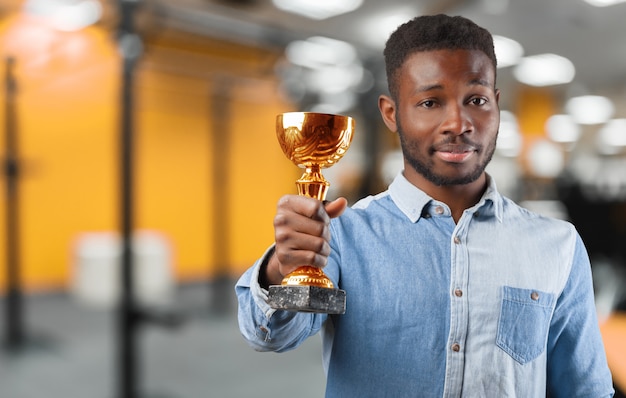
top-left (236, 173), bottom-right (614, 397)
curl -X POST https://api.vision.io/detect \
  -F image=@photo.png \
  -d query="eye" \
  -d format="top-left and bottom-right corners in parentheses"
top-left (419, 99), bottom-right (436, 108)
top-left (469, 97), bottom-right (488, 106)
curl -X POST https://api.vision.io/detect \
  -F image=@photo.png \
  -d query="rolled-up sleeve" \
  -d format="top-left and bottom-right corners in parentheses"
top-left (235, 245), bottom-right (326, 353)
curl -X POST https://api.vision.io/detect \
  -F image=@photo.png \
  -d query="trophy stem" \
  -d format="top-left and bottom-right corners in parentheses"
top-left (296, 165), bottom-right (329, 201)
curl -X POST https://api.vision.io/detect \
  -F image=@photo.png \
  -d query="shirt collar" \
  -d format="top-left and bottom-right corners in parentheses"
top-left (475, 174), bottom-right (503, 222)
top-left (388, 172), bottom-right (504, 223)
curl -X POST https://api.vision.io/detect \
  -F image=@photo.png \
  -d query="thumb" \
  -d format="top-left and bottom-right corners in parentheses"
top-left (324, 197), bottom-right (348, 219)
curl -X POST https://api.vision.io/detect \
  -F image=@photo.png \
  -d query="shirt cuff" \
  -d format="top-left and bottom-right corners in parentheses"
top-left (250, 245), bottom-right (278, 319)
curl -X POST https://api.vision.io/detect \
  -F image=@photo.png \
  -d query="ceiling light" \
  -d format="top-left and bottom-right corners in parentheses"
top-left (272, 0), bottom-right (363, 20)
top-left (307, 64), bottom-right (364, 94)
top-left (565, 95), bottom-right (615, 125)
top-left (283, 36), bottom-right (365, 97)
top-left (24, 0), bottom-right (102, 32)
top-left (513, 53), bottom-right (575, 86)
top-left (527, 139), bottom-right (565, 178)
top-left (285, 36), bottom-right (357, 68)
top-left (545, 114), bottom-right (581, 143)
top-left (583, 0), bottom-right (626, 6)
top-left (356, 6), bottom-right (420, 49)
top-left (597, 118), bottom-right (626, 155)
top-left (493, 35), bottom-right (524, 68)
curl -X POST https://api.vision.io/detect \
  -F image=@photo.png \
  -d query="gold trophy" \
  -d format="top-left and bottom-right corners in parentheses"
top-left (268, 112), bottom-right (355, 314)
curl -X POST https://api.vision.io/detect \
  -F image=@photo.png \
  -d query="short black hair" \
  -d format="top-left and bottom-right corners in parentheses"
top-left (384, 14), bottom-right (497, 100)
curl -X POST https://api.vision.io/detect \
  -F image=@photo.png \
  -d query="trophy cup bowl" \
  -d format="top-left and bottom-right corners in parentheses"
top-left (267, 112), bottom-right (355, 314)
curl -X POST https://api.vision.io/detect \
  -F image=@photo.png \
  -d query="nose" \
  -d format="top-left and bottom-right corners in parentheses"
top-left (441, 104), bottom-right (473, 135)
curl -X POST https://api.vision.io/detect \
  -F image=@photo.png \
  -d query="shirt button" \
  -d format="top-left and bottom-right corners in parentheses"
top-left (531, 291), bottom-right (540, 301)
top-left (260, 326), bottom-right (268, 333)
top-left (434, 206), bottom-right (444, 215)
top-left (453, 236), bottom-right (461, 244)
top-left (454, 289), bottom-right (463, 297)
top-left (451, 343), bottom-right (461, 352)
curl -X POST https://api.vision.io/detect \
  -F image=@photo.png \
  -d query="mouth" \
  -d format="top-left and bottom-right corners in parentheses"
top-left (433, 144), bottom-right (477, 163)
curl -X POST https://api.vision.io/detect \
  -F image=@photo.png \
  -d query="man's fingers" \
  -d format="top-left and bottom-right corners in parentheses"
top-left (278, 195), bottom-right (330, 222)
top-left (324, 197), bottom-right (348, 218)
top-left (272, 194), bottom-right (346, 273)
top-left (275, 245), bottom-right (329, 270)
top-left (275, 229), bottom-right (330, 258)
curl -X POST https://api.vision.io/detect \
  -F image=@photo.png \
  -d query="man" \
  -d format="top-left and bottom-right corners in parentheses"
top-left (235, 14), bottom-right (614, 397)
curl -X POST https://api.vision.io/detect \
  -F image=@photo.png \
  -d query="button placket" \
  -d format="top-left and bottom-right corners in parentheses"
top-left (446, 215), bottom-right (470, 393)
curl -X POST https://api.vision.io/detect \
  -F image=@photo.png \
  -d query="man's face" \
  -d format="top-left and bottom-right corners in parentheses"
top-left (381, 49), bottom-right (500, 187)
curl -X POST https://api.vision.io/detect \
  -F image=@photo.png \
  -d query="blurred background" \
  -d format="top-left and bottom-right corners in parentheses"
top-left (0, 0), bottom-right (625, 397)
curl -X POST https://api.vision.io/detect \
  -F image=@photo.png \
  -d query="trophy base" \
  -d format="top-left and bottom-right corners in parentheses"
top-left (268, 285), bottom-right (346, 314)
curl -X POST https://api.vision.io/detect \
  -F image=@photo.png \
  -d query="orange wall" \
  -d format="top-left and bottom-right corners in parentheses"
top-left (514, 86), bottom-right (557, 175)
top-left (0, 14), bottom-right (297, 292)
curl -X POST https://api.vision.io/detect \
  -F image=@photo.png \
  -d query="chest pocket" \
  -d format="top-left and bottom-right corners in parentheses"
top-left (496, 286), bottom-right (556, 365)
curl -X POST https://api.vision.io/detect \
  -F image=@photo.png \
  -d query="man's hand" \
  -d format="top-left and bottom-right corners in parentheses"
top-left (262, 195), bottom-right (348, 287)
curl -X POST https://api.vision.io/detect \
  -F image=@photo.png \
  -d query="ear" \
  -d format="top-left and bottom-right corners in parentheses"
top-left (378, 94), bottom-right (398, 133)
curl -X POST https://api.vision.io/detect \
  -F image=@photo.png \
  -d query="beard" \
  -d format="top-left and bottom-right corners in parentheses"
top-left (397, 116), bottom-right (497, 187)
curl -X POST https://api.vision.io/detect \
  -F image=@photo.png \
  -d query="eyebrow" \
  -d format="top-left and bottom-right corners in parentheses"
top-left (414, 83), bottom-right (444, 93)
top-left (469, 78), bottom-right (491, 87)
top-left (414, 78), bottom-right (491, 94)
